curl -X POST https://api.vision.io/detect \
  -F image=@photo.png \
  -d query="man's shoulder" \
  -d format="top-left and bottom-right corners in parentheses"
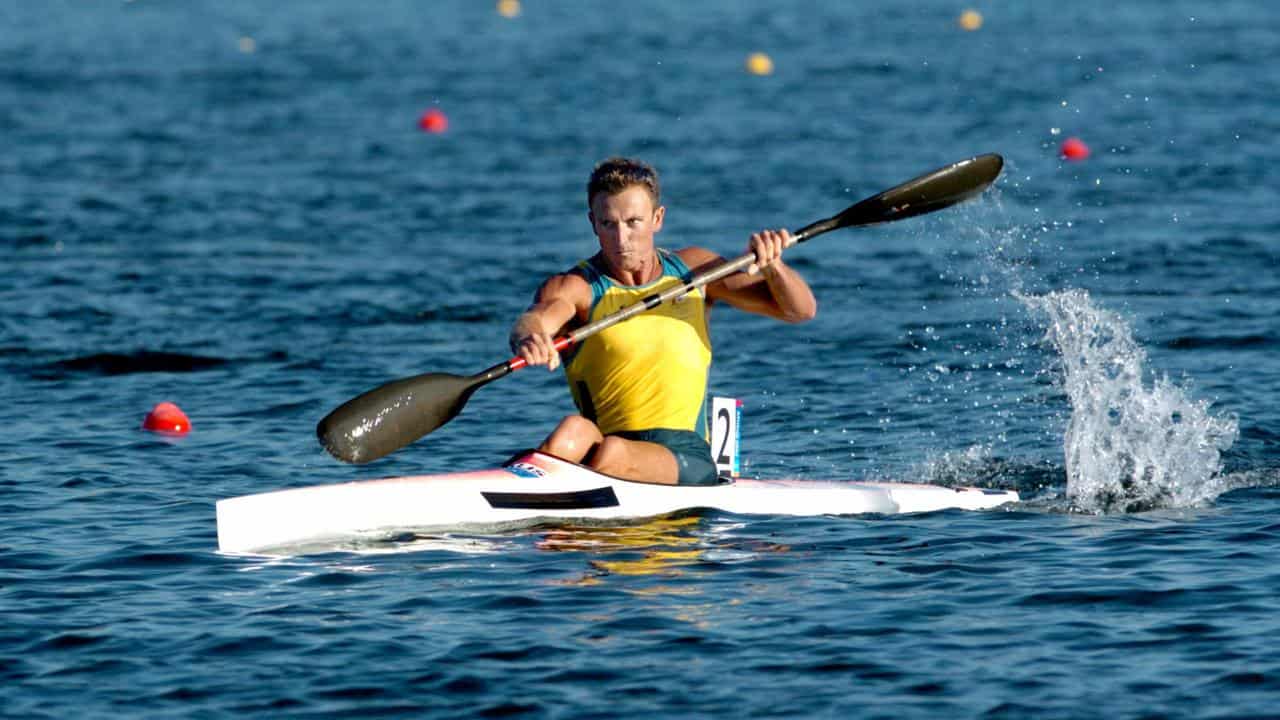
top-left (673, 246), bottom-right (721, 268)
top-left (536, 267), bottom-right (592, 302)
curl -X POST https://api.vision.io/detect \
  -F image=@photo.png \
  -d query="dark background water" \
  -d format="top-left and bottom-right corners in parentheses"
top-left (4, 1), bottom-right (1280, 717)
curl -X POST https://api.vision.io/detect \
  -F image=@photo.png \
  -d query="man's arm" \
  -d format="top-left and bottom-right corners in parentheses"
top-left (682, 229), bottom-right (817, 323)
top-left (508, 272), bottom-right (592, 371)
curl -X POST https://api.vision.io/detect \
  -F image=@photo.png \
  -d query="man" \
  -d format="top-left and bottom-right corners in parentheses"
top-left (509, 157), bottom-right (817, 485)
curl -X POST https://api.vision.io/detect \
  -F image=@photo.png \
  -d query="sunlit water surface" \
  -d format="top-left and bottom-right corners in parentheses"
top-left (4, 2), bottom-right (1280, 717)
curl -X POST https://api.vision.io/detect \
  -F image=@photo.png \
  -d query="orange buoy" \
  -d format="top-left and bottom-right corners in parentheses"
top-left (143, 402), bottom-right (191, 436)
top-left (1060, 137), bottom-right (1091, 161)
top-left (418, 108), bottom-right (449, 134)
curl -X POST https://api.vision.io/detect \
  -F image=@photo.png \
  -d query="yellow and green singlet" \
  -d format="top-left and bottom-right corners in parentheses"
top-left (561, 249), bottom-right (712, 439)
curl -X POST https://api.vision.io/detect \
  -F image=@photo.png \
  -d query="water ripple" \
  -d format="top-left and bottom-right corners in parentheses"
top-left (4, 2), bottom-right (1280, 718)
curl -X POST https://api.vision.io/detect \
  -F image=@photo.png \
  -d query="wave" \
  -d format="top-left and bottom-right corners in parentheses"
top-left (38, 351), bottom-right (230, 377)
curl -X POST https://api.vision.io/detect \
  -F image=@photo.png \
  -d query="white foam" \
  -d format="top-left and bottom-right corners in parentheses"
top-left (1021, 289), bottom-right (1237, 512)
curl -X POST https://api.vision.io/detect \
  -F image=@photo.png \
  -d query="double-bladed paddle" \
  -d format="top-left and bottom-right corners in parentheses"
top-left (318, 153), bottom-right (1004, 463)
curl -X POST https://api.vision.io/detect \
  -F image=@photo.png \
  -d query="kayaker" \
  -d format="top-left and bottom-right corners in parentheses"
top-left (509, 157), bottom-right (817, 485)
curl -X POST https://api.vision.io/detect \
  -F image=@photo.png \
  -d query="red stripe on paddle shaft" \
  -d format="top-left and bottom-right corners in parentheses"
top-left (506, 336), bottom-right (577, 372)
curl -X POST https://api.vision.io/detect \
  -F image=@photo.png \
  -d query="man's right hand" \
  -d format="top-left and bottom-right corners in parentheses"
top-left (511, 330), bottom-right (562, 371)
top-left (507, 274), bottom-right (591, 372)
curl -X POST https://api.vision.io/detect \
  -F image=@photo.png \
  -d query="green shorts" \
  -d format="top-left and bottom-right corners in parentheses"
top-left (613, 428), bottom-right (721, 486)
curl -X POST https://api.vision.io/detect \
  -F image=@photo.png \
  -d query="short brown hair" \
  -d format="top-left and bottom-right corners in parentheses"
top-left (587, 157), bottom-right (660, 209)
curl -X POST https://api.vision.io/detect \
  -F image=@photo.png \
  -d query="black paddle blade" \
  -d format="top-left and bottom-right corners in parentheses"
top-left (838, 153), bottom-right (1003, 227)
top-left (316, 372), bottom-right (482, 464)
top-left (797, 153), bottom-right (1004, 239)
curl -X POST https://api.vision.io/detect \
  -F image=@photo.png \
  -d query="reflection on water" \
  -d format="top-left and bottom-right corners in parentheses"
top-left (243, 532), bottom-right (517, 558)
top-left (263, 515), bottom-right (793, 595)
top-left (538, 516), bottom-right (707, 584)
top-left (537, 515), bottom-right (792, 587)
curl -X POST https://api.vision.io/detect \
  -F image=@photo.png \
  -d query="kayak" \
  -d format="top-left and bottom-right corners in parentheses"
top-left (216, 450), bottom-right (1019, 554)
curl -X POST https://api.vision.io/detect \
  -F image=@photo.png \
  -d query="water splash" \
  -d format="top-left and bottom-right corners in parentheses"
top-left (913, 443), bottom-right (1060, 497)
top-left (1021, 289), bottom-right (1237, 513)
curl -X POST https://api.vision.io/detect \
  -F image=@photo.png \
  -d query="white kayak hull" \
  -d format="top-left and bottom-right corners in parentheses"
top-left (216, 450), bottom-right (1018, 554)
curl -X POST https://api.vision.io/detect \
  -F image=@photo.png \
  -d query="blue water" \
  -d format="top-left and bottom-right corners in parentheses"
top-left (4, 1), bottom-right (1280, 717)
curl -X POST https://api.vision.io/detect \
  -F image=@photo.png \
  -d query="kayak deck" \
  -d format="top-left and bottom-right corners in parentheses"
top-left (216, 450), bottom-right (1019, 554)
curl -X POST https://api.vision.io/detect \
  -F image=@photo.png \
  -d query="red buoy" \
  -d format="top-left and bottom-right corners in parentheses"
top-left (143, 402), bottom-right (191, 436)
top-left (1060, 137), bottom-right (1091, 161)
top-left (418, 108), bottom-right (449, 134)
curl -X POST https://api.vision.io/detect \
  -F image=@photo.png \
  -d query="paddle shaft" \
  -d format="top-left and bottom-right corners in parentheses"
top-left (500, 227), bottom-right (820, 376)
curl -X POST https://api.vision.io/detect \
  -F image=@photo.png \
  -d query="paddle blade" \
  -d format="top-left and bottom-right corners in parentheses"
top-left (317, 372), bottom-right (481, 464)
top-left (797, 153), bottom-right (1004, 239)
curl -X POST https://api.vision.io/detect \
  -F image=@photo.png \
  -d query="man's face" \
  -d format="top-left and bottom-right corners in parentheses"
top-left (589, 185), bottom-right (665, 276)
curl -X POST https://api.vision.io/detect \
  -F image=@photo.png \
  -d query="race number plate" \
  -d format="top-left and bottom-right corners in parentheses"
top-left (711, 396), bottom-right (741, 478)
